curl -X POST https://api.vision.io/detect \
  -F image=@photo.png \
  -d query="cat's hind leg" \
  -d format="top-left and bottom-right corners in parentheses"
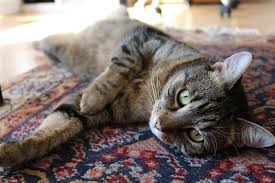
top-left (0, 94), bottom-right (86, 167)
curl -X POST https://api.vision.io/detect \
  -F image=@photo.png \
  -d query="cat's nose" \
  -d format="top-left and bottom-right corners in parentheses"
top-left (155, 120), bottom-right (162, 131)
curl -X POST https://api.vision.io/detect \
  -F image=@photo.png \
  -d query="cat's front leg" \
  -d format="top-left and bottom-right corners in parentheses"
top-left (0, 94), bottom-right (111, 167)
top-left (81, 34), bottom-right (146, 114)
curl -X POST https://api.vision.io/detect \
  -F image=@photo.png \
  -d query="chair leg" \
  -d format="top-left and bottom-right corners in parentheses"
top-left (0, 85), bottom-right (4, 106)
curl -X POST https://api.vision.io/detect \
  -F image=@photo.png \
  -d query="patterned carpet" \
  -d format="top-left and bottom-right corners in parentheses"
top-left (0, 30), bottom-right (275, 182)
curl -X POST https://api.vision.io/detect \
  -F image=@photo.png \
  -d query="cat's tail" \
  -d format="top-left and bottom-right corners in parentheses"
top-left (33, 33), bottom-right (76, 64)
top-left (0, 94), bottom-right (86, 167)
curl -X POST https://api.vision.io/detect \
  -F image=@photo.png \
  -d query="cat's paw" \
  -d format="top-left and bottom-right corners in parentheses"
top-left (0, 142), bottom-right (25, 167)
top-left (80, 86), bottom-right (107, 114)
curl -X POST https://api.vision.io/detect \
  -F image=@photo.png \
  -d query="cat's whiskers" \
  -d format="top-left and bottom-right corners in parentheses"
top-left (141, 67), bottom-right (163, 108)
top-left (150, 78), bottom-right (156, 102)
top-left (213, 129), bottom-right (240, 156)
top-left (153, 74), bottom-right (160, 101)
top-left (145, 95), bottom-right (154, 108)
top-left (208, 133), bottom-right (217, 159)
top-left (149, 69), bottom-right (157, 103)
top-left (152, 75), bottom-right (158, 102)
top-left (213, 126), bottom-right (231, 129)
top-left (156, 67), bottom-right (161, 100)
top-left (213, 134), bottom-right (218, 157)
top-left (262, 118), bottom-right (275, 126)
top-left (142, 81), bottom-right (154, 108)
top-left (262, 147), bottom-right (275, 154)
top-left (213, 127), bottom-right (240, 135)
top-left (149, 66), bottom-right (162, 104)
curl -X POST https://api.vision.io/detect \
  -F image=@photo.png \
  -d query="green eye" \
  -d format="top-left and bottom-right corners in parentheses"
top-left (178, 89), bottom-right (191, 106)
top-left (189, 129), bottom-right (204, 142)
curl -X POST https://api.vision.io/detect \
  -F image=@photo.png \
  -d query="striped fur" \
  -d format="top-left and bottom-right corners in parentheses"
top-left (0, 18), bottom-right (274, 167)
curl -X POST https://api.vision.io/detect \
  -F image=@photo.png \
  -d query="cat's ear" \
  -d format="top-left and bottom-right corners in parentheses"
top-left (212, 52), bottom-right (252, 89)
top-left (238, 118), bottom-right (275, 148)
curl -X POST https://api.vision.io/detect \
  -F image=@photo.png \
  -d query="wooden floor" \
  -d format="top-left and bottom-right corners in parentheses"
top-left (169, 0), bottom-right (275, 33)
top-left (129, 0), bottom-right (275, 34)
top-left (0, 0), bottom-right (275, 83)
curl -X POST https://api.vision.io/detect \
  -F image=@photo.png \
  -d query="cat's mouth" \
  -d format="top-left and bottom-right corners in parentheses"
top-left (149, 116), bottom-right (175, 144)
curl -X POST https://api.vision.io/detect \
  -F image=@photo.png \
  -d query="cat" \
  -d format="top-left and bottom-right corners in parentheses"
top-left (0, 17), bottom-right (274, 167)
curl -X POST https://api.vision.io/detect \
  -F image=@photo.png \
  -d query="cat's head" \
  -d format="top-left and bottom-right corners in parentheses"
top-left (149, 52), bottom-right (275, 155)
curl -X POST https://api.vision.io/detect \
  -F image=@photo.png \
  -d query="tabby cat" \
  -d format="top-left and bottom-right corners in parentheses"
top-left (0, 17), bottom-right (274, 167)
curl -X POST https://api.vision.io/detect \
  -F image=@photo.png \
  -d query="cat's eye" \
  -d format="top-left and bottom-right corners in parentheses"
top-left (189, 129), bottom-right (204, 142)
top-left (178, 89), bottom-right (191, 106)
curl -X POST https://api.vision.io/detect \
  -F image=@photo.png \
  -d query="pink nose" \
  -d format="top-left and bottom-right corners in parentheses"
top-left (155, 120), bottom-right (162, 131)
